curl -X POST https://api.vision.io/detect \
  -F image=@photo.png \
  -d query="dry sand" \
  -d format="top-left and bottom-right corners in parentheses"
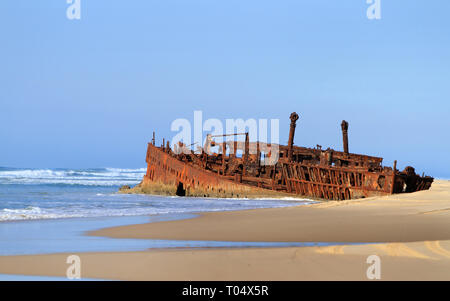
top-left (1, 180), bottom-right (450, 280)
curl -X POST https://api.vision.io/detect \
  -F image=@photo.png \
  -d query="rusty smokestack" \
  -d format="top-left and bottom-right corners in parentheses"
top-left (288, 112), bottom-right (299, 161)
top-left (341, 120), bottom-right (349, 155)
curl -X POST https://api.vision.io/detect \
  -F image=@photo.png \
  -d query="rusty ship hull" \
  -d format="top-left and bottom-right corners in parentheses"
top-left (125, 113), bottom-right (433, 200)
top-left (135, 143), bottom-right (295, 198)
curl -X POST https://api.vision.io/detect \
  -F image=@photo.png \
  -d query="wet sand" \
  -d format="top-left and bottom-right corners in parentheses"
top-left (1, 180), bottom-right (450, 280)
top-left (90, 180), bottom-right (450, 243)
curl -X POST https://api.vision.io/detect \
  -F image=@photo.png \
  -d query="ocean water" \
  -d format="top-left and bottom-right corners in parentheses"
top-left (0, 167), bottom-right (321, 257)
top-left (0, 167), bottom-right (312, 222)
top-left (0, 214), bottom-right (356, 256)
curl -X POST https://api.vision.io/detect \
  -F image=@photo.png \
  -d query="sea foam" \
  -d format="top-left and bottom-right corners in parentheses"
top-left (0, 167), bottom-right (313, 222)
top-left (0, 167), bottom-right (145, 186)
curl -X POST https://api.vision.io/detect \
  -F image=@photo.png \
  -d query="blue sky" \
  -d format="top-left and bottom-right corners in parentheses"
top-left (0, 1), bottom-right (449, 178)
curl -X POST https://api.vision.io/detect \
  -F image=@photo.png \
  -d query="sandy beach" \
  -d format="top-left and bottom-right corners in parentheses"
top-left (1, 180), bottom-right (450, 280)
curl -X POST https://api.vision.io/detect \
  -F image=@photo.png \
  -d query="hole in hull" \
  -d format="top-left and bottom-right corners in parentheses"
top-left (176, 182), bottom-right (186, 196)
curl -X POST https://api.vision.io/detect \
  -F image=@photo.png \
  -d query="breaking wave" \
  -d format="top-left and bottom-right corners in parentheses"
top-left (0, 167), bottom-right (314, 222)
top-left (0, 198), bottom-right (313, 222)
top-left (0, 206), bottom-right (62, 221)
top-left (0, 167), bottom-right (145, 186)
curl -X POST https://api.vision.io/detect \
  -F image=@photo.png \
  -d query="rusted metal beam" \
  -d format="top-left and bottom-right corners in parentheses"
top-left (222, 141), bottom-right (226, 175)
top-left (243, 132), bottom-right (249, 176)
top-left (288, 112), bottom-right (299, 162)
top-left (341, 120), bottom-right (349, 155)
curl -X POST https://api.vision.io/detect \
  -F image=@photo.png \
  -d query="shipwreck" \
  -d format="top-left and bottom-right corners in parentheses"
top-left (123, 112), bottom-right (433, 200)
